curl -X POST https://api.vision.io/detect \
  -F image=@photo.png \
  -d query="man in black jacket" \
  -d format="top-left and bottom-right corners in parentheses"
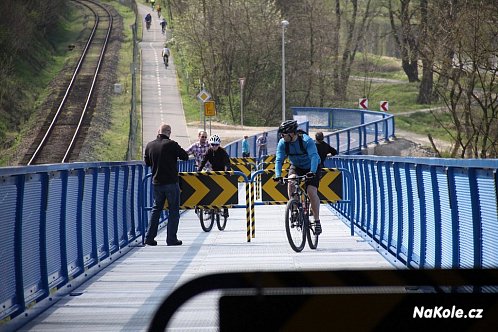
top-left (144, 123), bottom-right (189, 246)
top-left (315, 131), bottom-right (338, 166)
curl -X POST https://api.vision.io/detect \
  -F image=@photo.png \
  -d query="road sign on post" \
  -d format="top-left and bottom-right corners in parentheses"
top-left (359, 98), bottom-right (368, 109)
top-left (380, 101), bottom-right (389, 112)
top-left (197, 89), bottom-right (211, 102)
top-left (204, 100), bottom-right (216, 116)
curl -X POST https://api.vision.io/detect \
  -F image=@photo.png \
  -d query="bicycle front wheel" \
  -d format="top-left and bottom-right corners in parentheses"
top-left (198, 208), bottom-right (214, 232)
top-left (285, 199), bottom-right (306, 252)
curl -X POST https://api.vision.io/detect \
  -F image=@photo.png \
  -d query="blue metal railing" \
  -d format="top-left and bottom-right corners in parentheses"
top-left (328, 155), bottom-right (498, 269)
top-left (224, 107), bottom-right (394, 157)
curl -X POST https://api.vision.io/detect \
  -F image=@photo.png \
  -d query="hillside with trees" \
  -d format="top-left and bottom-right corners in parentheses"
top-left (0, 0), bottom-right (66, 146)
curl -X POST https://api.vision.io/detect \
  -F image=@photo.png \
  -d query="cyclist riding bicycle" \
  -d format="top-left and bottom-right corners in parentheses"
top-left (161, 45), bottom-right (170, 66)
top-left (145, 13), bottom-right (152, 30)
top-left (159, 17), bottom-right (167, 34)
top-left (274, 120), bottom-right (323, 234)
top-left (198, 134), bottom-right (231, 218)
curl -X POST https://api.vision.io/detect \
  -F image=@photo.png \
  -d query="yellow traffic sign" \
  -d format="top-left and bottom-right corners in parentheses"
top-left (204, 101), bottom-right (216, 116)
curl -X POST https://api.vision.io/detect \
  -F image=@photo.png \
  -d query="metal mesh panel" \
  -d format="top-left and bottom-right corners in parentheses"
top-left (437, 169), bottom-right (454, 268)
top-left (95, 169), bottom-right (108, 259)
top-left (0, 177), bottom-right (18, 310)
top-left (46, 174), bottom-right (64, 287)
top-left (421, 168), bottom-right (436, 268)
top-left (454, 169), bottom-right (474, 268)
top-left (65, 174), bottom-right (81, 277)
top-left (82, 171), bottom-right (94, 268)
top-left (478, 170), bottom-right (498, 267)
top-left (22, 176), bottom-right (43, 300)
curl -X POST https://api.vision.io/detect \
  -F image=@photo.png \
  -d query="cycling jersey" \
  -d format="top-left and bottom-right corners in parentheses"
top-left (275, 133), bottom-right (320, 178)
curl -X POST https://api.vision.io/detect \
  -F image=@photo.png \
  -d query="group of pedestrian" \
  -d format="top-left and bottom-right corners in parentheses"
top-left (144, 125), bottom-right (230, 247)
top-left (144, 120), bottom-right (338, 247)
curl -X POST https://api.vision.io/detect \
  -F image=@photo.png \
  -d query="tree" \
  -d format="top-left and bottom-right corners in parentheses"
top-left (388, 0), bottom-right (419, 82)
top-left (430, 1), bottom-right (498, 158)
top-left (172, 0), bottom-right (282, 125)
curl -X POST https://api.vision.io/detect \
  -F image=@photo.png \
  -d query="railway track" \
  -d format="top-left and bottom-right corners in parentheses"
top-left (23, 0), bottom-right (113, 165)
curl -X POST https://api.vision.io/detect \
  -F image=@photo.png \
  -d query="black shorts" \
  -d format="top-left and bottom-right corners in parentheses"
top-left (288, 165), bottom-right (321, 188)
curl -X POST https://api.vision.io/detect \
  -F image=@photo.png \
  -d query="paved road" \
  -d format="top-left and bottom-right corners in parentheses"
top-left (139, 3), bottom-right (190, 151)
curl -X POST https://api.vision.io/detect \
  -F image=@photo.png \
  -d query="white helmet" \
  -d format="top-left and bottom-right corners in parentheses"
top-left (208, 134), bottom-right (221, 145)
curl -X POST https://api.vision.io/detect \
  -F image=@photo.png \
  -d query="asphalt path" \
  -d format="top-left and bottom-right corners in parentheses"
top-left (138, 3), bottom-right (191, 151)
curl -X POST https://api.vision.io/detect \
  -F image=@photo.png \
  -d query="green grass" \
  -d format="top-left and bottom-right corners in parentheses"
top-left (396, 111), bottom-right (454, 141)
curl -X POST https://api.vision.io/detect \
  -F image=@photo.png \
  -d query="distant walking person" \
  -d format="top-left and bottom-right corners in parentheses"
top-left (242, 135), bottom-right (250, 157)
top-left (150, 0), bottom-right (155, 9)
top-left (256, 132), bottom-right (268, 159)
top-left (315, 132), bottom-right (338, 166)
top-left (144, 123), bottom-right (189, 246)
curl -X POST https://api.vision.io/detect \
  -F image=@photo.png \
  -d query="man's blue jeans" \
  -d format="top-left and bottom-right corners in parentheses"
top-left (146, 182), bottom-right (181, 244)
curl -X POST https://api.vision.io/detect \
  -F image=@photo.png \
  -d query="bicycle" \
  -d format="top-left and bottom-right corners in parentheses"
top-left (280, 175), bottom-right (319, 252)
top-left (195, 206), bottom-right (228, 232)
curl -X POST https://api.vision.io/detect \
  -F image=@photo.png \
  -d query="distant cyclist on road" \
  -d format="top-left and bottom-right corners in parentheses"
top-left (161, 45), bottom-right (170, 67)
top-left (159, 17), bottom-right (167, 34)
top-left (198, 134), bottom-right (231, 218)
top-left (145, 13), bottom-right (152, 30)
top-left (274, 120), bottom-right (322, 234)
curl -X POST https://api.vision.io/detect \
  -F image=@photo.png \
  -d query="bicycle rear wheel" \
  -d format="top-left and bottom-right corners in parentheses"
top-left (198, 208), bottom-right (214, 232)
top-left (217, 209), bottom-right (227, 231)
top-left (307, 218), bottom-right (319, 249)
top-left (285, 199), bottom-right (306, 252)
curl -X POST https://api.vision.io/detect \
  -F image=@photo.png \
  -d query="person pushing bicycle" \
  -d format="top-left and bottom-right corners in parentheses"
top-left (274, 120), bottom-right (323, 234)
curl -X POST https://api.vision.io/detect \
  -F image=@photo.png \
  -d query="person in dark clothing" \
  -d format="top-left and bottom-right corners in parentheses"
top-left (198, 134), bottom-right (231, 172)
top-left (198, 134), bottom-right (231, 217)
top-left (144, 123), bottom-right (189, 246)
top-left (315, 131), bottom-right (338, 166)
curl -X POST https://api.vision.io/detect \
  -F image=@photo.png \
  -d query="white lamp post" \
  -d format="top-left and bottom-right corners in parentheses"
top-left (281, 19), bottom-right (289, 123)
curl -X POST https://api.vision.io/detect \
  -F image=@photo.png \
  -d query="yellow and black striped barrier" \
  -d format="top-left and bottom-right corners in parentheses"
top-left (260, 168), bottom-right (343, 204)
top-left (230, 157), bottom-right (255, 182)
top-left (162, 171), bottom-right (239, 210)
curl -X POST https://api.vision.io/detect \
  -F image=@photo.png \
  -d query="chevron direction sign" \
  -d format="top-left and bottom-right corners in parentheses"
top-left (168, 172), bottom-right (239, 209)
top-left (260, 169), bottom-right (342, 203)
top-left (260, 170), bottom-right (289, 203)
top-left (230, 157), bottom-right (256, 181)
top-left (318, 168), bottom-right (342, 202)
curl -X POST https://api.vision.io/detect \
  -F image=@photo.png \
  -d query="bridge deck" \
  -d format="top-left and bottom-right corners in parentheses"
top-left (19, 204), bottom-right (394, 331)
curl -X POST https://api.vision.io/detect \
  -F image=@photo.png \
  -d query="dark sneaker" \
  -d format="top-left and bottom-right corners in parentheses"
top-left (314, 221), bottom-right (322, 235)
top-left (167, 240), bottom-right (183, 246)
top-left (145, 239), bottom-right (157, 246)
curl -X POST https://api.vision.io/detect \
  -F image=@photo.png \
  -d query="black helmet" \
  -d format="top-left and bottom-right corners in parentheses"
top-left (315, 132), bottom-right (324, 141)
top-left (278, 120), bottom-right (298, 134)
